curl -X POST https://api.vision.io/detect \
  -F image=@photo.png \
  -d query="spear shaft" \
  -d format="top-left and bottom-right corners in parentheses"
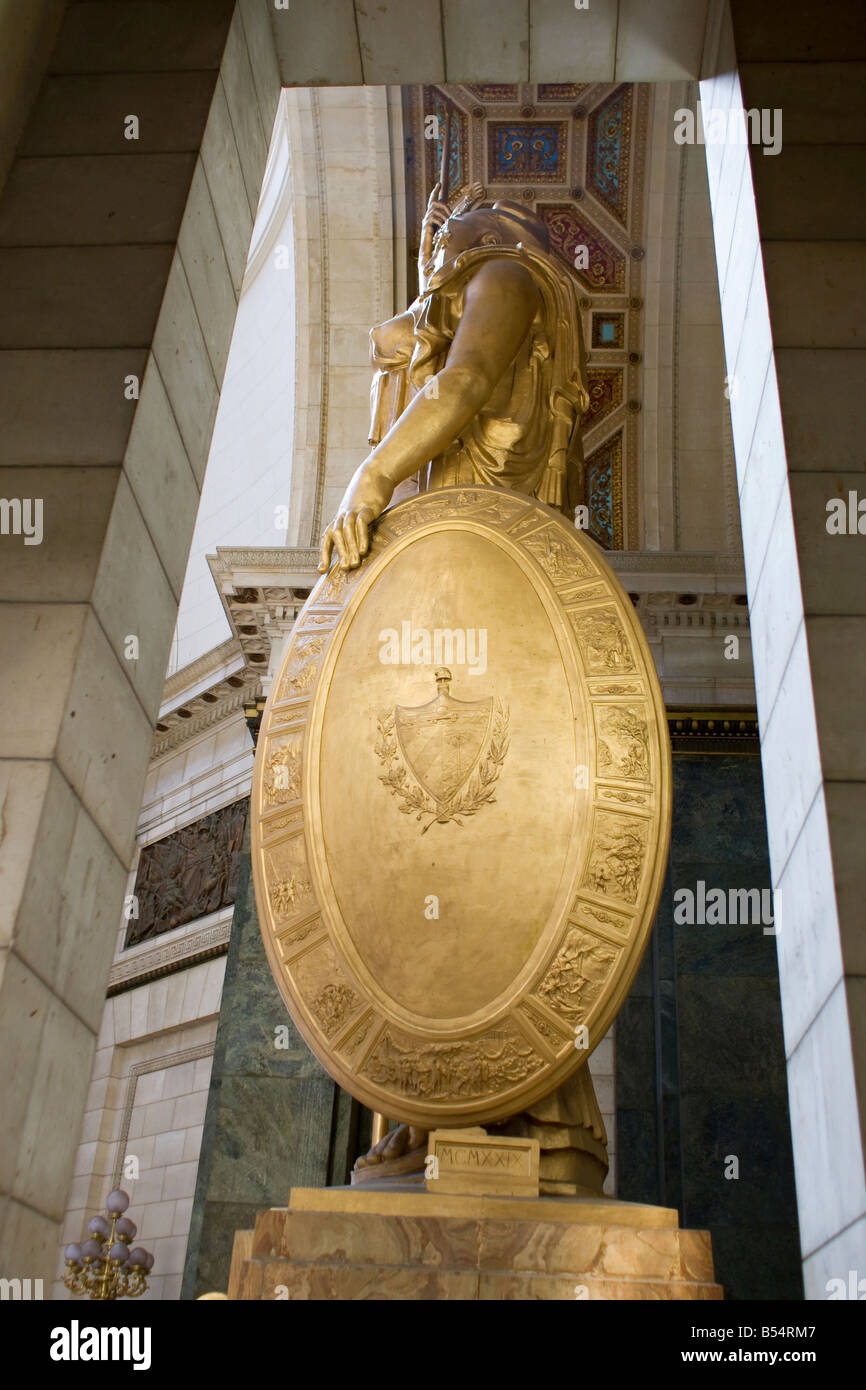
top-left (439, 107), bottom-right (451, 202)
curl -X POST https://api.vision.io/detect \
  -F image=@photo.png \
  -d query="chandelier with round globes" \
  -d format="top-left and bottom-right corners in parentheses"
top-left (63, 1190), bottom-right (154, 1300)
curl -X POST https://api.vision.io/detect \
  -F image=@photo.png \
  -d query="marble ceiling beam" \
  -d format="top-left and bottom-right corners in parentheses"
top-left (270, 0), bottom-right (712, 88)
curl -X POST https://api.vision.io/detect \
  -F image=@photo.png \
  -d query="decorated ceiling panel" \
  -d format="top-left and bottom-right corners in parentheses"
top-left (402, 82), bottom-right (650, 549)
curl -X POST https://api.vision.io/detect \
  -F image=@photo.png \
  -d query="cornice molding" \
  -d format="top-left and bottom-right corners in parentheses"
top-left (107, 916), bottom-right (232, 996)
top-left (667, 708), bottom-right (759, 756)
top-left (151, 686), bottom-right (257, 761)
top-left (209, 546), bottom-right (321, 574)
top-left (609, 550), bottom-right (746, 578)
top-left (162, 636), bottom-right (243, 704)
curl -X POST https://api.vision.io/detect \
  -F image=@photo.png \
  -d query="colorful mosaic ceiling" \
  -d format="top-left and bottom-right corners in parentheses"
top-left (402, 82), bottom-right (650, 549)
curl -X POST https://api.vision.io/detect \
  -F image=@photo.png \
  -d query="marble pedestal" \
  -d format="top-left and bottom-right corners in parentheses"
top-left (227, 1183), bottom-right (723, 1300)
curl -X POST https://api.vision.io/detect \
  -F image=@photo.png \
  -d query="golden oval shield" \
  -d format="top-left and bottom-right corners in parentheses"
top-left (252, 487), bottom-right (671, 1127)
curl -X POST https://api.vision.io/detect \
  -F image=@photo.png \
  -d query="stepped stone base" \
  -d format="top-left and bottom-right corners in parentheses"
top-left (227, 1183), bottom-right (724, 1300)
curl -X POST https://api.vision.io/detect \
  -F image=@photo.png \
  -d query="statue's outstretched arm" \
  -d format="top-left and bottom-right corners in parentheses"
top-left (319, 258), bottom-right (539, 572)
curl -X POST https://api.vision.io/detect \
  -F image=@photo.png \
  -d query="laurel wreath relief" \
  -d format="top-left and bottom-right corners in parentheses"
top-left (375, 701), bottom-right (510, 832)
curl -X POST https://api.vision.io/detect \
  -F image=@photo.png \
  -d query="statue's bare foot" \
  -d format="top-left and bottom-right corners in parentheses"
top-left (352, 1123), bottom-right (428, 1182)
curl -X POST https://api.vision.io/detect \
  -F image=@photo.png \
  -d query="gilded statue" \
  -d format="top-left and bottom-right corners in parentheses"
top-left (319, 181), bottom-right (589, 569)
top-left (318, 177), bottom-right (610, 1195)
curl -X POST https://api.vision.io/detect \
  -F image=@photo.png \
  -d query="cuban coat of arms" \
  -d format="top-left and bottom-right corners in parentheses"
top-left (375, 667), bottom-right (510, 832)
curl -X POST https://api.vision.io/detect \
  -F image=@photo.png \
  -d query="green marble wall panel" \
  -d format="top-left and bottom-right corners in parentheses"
top-left (617, 755), bottom-right (803, 1301)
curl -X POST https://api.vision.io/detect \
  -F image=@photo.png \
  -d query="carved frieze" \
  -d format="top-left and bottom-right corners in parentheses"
top-left (126, 801), bottom-right (248, 948)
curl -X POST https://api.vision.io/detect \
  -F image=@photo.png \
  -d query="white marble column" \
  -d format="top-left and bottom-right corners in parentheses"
top-left (0, 0), bottom-right (279, 1285)
top-left (700, 0), bottom-right (866, 1296)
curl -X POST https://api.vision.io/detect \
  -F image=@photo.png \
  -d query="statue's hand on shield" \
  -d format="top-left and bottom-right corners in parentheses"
top-left (318, 460), bottom-right (394, 573)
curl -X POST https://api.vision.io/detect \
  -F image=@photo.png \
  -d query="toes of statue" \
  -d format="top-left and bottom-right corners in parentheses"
top-left (353, 1122), bottom-right (430, 1174)
top-left (383, 1123), bottom-right (410, 1158)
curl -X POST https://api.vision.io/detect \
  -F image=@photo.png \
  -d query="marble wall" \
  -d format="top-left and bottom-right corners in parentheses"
top-left (699, 0), bottom-right (866, 1297)
top-left (51, 675), bottom-right (255, 1295)
top-left (182, 817), bottom-right (363, 1298)
top-left (617, 754), bottom-right (801, 1300)
top-left (52, 968), bottom-right (225, 1301)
